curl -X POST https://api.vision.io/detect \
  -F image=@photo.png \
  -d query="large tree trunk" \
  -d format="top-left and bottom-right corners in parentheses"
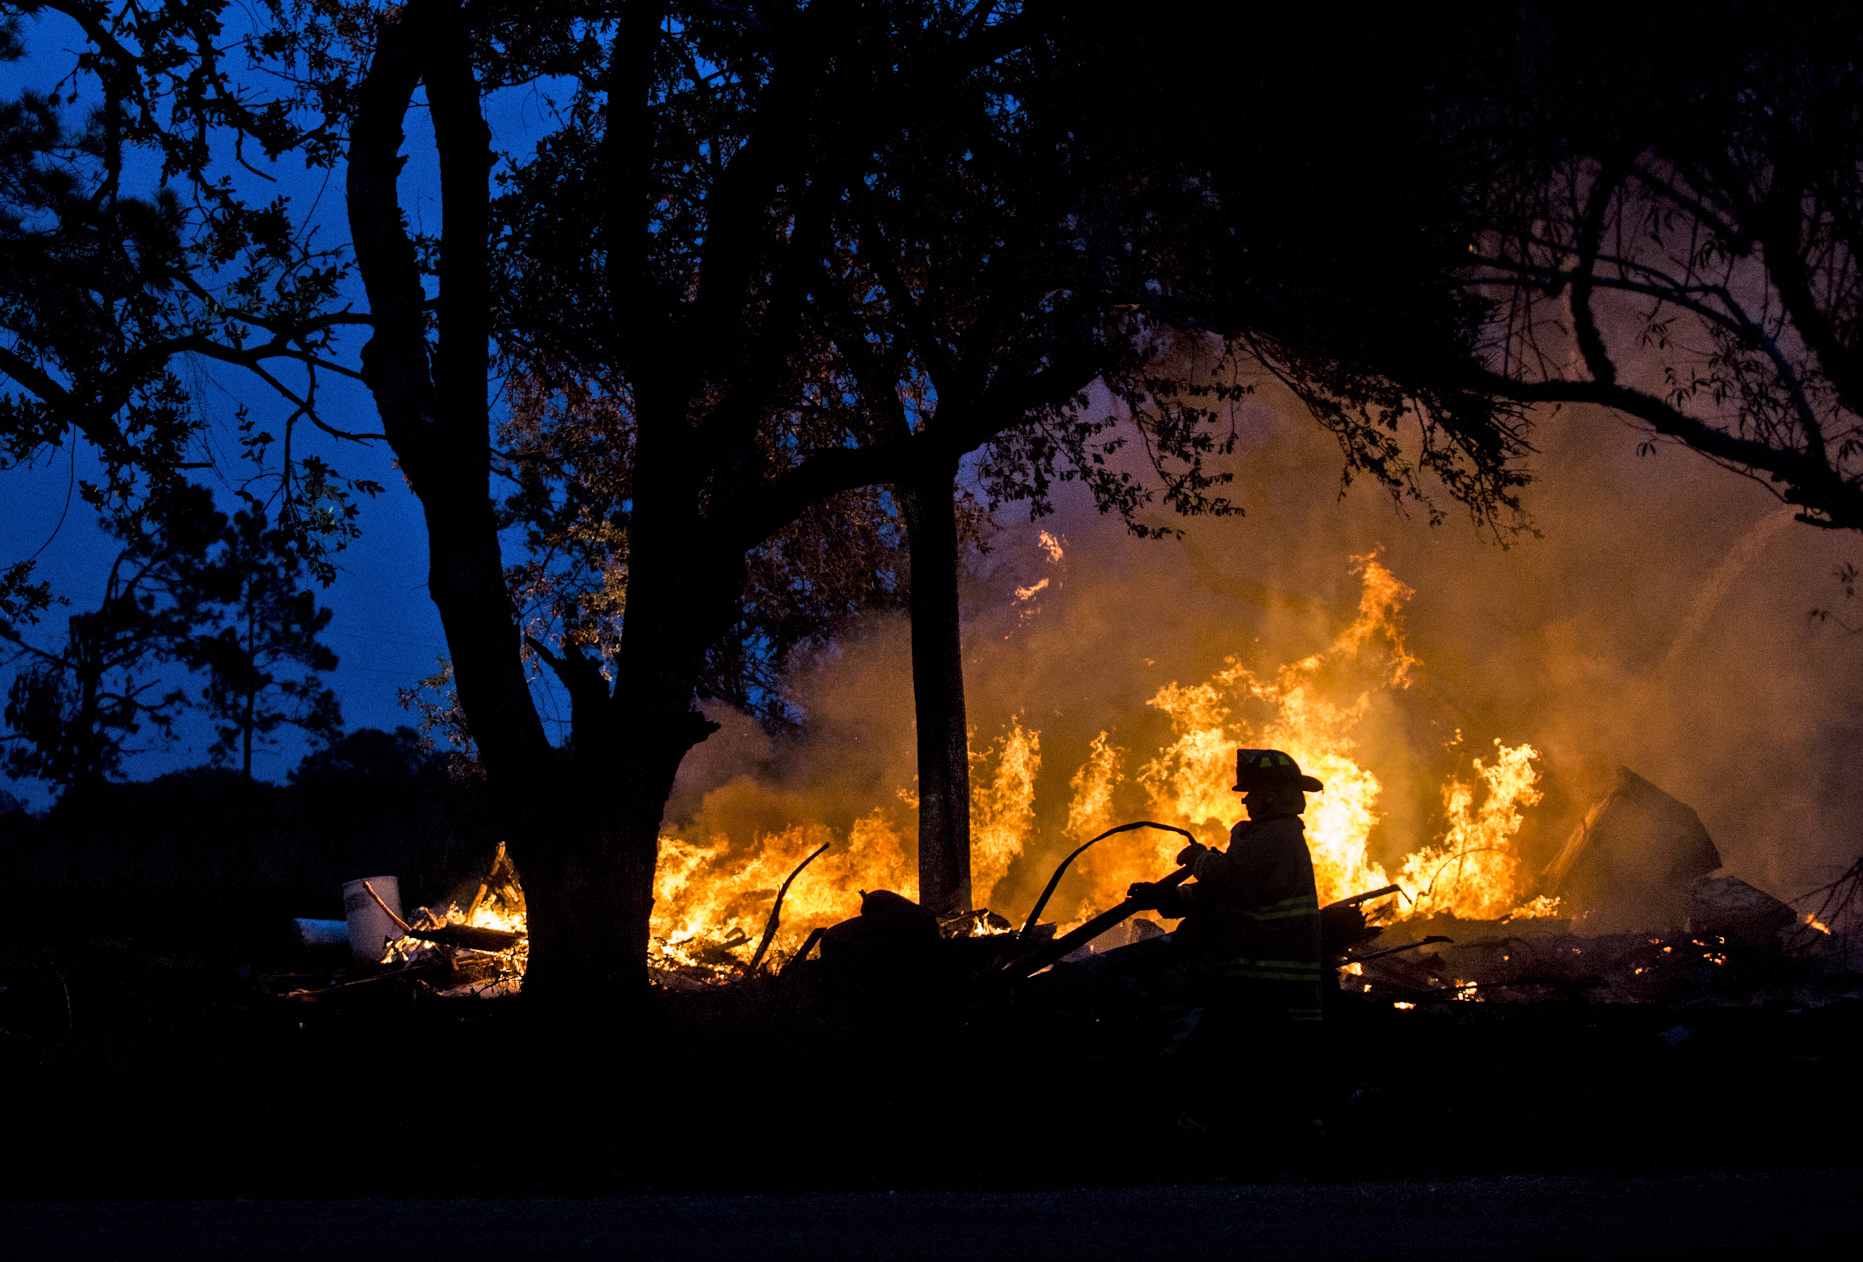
top-left (347, 5), bottom-right (730, 1014)
top-left (511, 779), bottom-right (664, 1013)
top-left (899, 465), bottom-right (972, 917)
top-left (506, 521), bottom-right (725, 1012)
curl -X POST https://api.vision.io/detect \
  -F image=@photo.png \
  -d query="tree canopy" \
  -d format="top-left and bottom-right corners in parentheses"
top-left (187, 500), bottom-right (343, 779)
top-left (0, 0), bottom-right (1553, 1002)
top-left (0, 0), bottom-right (382, 610)
top-left (1466, 3), bottom-right (1863, 530)
top-left (10, 0), bottom-right (1859, 1003)
top-left (0, 483), bottom-right (342, 794)
top-left (1, 482), bottom-right (223, 796)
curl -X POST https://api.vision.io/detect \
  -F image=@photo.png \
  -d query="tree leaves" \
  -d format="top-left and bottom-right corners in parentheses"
top-left (1, 483), bottom-right (342, 791)
top-left (1468, 1), bottom-right (1863, 531)
top-left (2, 0), bottom-right (375, 583)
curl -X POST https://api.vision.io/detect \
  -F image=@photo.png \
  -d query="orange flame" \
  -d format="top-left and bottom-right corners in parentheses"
top-left (1058, 553), bottom-right (1551, 922)
top-left (972, 717), bottom-right (1041, 908)
top-left (650, 812), bottom-right (916, 976)
top-left (446, 551), bottom-right (1559, 988)
top-left (1399, 741), bottom-right (1546, 919)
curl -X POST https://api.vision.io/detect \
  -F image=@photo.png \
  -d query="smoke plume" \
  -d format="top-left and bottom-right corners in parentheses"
top-left (657, 383), bottom-right (1863, 948)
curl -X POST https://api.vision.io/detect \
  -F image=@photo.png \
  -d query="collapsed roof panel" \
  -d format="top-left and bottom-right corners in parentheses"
top-left (1544, 767), bottom-right (1723, 933)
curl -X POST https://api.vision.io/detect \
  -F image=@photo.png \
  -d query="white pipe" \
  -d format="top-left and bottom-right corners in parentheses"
top-left (292, 918), bottom-right (349, 949)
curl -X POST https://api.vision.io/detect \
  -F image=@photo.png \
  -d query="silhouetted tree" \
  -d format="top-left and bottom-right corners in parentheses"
top-left (6, 0), bottom-right (1559, 1002)
top-left (808, 4), bottom-right (1536, 914)
top-left (493, 372), bottom-right (908, 733)
top-left (187, 500), bottom-right (342, 780)
top-left (316, 0), bottom-right (1539, 1006)
top-left (1464, 3), bottom-right (1863, 530)
top-left (0, 0), bottom-right (377, 617)
top-left (1, 484), bottom-right (225, 810)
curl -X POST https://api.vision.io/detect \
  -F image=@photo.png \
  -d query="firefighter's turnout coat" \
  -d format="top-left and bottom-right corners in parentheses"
top-left (1167, 815), bottom-right (1323, 1022)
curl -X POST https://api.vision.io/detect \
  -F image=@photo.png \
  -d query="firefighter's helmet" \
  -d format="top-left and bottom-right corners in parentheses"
top-left (1233, 748), bottom-right (1324, 793)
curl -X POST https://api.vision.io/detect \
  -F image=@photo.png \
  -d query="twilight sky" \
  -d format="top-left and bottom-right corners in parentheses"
top-left (5, 2), bottom-right (1863, 917)
top-left (0, 9), bottom-right (570, 800)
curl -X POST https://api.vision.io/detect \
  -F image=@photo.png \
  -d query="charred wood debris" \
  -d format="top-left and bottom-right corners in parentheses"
top-left (264, 844), bottom-right (528, 1004)
top-left (259, 773), bottom-right (1863, 1018)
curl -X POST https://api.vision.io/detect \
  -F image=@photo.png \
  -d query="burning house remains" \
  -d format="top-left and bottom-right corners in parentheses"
top-left (272, 558), bottom-right (1858, 1019)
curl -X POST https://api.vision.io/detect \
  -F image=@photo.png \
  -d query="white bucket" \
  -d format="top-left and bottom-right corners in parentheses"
top-left (342, 875), bottom-right (404, 963)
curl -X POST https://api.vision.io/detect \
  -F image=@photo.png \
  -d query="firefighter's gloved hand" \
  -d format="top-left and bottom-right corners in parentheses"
top-left (1154, 884), bottom-right (1191, 919)
top-left (1126, 881), bottom-right (1167, 910)
top-left (1127, 881), bottom-right (1190, 919)
top-left (1176, 841), bottom-right (1208, 866)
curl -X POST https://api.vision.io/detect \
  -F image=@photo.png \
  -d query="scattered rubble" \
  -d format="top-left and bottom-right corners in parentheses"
top-left (1331, 769), bottom-right (1857, 1010)
top-left (1543, 767), bottom-right (1721, 933)
top-left (1343, 916), bottom-right (1863, 1009)
top-left (1688, 873), bottom-right (1796, 947)
top-left (257, 776), bottom-right (1859, 1020)
top-left (267, 845), bottom-right (529, 1003)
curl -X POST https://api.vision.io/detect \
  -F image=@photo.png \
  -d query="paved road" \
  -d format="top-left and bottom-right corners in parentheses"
top-left (6, 1171), bottom-right (1858, 1260)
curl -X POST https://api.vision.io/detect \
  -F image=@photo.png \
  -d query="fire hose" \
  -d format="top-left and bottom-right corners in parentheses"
top-left (1001, 820), bottom-right (1202, 980)
top-left (998, 827), bottom-right (1447, 983)
top-left (1001, 865), bottom-right (1194, 980)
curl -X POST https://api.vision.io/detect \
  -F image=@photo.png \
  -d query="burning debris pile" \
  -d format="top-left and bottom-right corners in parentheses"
top-left (1333, 771), bottom-right (1858, 1009)
top-left (269, 846), bottom-right (529, 1003)
top-left (626, 555), bottom-right (1565, 984)
top-left (264, 555), bottom-right (1857, 1015)
top-left (378, 843), bottom-right (528, 997)
top-left (1342, 915), bottom-right (1847, 1009)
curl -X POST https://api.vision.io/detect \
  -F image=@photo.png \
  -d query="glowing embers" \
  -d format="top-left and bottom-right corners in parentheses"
top-left (939, 908), bottom-right (1016, 938)
top-left (1346, 922), bottom-right (1841, 1008)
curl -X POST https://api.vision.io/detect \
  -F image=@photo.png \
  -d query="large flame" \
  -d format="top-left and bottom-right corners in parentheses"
top-left (1046, 554), bottom-right (1549, 924)
top-left (1399, 740), bottom-right (1547, 919)
top-left (650, 811), bottom-right (916, 977)
top-left (425, 550), bottom-right (1556, 990)
top-left (972, 718), bottom-right (1041, 909)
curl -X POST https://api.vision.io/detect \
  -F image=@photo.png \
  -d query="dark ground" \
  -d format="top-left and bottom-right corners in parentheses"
top-left (1, 920), bottom-right (1859, 1256)
top-left (3, 922), bottom-right (1860, 1186)
top-left (8, 1172), bottom-right (1862, 1260)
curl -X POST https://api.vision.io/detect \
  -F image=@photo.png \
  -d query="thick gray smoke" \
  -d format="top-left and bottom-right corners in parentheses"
top-left (667, 384), bottom-right (1863, 921)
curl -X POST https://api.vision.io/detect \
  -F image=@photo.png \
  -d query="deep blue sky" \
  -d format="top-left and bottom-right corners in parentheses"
top-left (1, 9), bottom-right (580, 804)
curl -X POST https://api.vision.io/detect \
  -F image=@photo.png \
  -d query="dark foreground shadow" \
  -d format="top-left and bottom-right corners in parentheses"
top-left (7, 1171), bottom-right (1863, 1261)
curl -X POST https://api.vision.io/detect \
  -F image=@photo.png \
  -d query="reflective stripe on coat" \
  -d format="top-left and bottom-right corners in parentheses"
top-left (1171, 815), bottom-right (1323, 1021)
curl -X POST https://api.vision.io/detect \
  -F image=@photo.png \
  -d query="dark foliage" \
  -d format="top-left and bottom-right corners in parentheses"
top-left (2, 484), bottom-right (342, 796)
top-left (1, 726), bottom-right (496, 925)
top-left (1467, 1), bottom-right (1863, 531)
top-left (15, 1), bottom-right (1860, 998)
top-left (186, 500), bottom-right (342, 778)
top-left (1, 484), bottom-right (226, 797)
top-left (0, 0), bottom-right (379, 613)
top-left (312, 0), bottom-right (1560, 997)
